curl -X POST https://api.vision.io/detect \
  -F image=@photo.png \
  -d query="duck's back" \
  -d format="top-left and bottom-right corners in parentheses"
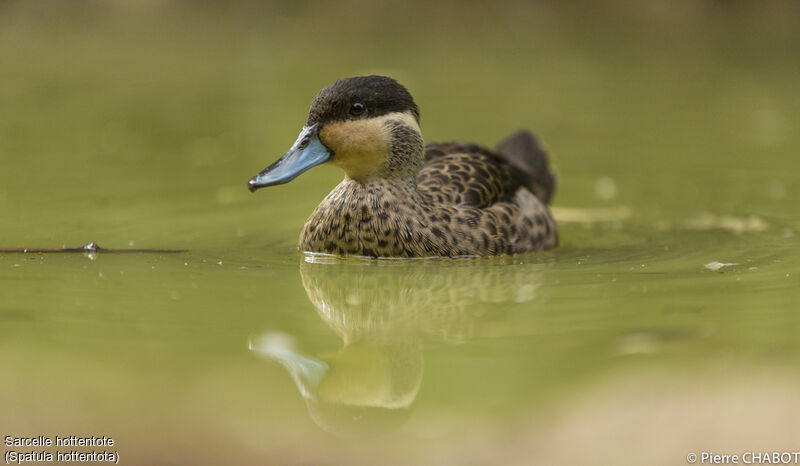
top-left (413, 130), bottom-right (558, 255)
top-left (419, 130), bottom-right (555, 208)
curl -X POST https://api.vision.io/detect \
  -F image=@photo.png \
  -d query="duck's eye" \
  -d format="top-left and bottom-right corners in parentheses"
top-left (349, 102), bottom-right (366, 117)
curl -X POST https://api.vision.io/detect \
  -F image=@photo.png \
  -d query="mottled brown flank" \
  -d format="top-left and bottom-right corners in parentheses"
top-left (299, 135), bottom-right (558, 257)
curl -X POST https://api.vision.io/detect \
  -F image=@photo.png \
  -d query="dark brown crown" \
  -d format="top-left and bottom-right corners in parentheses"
top-left (306, 75), bottom-right (419, 126)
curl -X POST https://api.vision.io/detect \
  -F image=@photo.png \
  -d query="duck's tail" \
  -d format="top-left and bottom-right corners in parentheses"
top-left (495, 130), bottom-right (556, 204)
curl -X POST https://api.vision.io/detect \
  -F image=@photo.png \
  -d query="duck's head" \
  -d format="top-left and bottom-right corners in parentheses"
top-left (248, 75), bottom-right (423, 191)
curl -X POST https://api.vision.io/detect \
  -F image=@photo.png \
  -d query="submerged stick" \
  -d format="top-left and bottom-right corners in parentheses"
top-left (0, 242), bottom-right (186, 254)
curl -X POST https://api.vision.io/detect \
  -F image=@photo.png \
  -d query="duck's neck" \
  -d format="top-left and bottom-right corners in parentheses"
top-left (381, 119), bottom-right (425, 182)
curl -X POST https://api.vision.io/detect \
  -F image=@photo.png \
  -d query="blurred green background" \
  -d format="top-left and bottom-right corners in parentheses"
top-left (1, 1), bottom-right (799, 464)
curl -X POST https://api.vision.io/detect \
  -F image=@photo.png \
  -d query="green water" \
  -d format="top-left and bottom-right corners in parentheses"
top-left (2, 3), bottom-right (799, 464)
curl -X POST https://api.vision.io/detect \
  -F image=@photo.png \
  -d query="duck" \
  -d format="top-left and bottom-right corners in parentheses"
top-left (248, 75), bottom-right (558, 257)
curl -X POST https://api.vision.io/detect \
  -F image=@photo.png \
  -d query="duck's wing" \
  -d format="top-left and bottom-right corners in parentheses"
top-left (418, 130), bottom-right (555, 208)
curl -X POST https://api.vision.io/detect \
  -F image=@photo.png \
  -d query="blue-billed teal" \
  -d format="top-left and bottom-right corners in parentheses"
top-left (248, 75), bottom-right (558, 257)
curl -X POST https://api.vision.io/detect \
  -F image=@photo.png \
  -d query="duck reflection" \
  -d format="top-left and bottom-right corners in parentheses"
top-left (250, 255), bottom-right (546, 435)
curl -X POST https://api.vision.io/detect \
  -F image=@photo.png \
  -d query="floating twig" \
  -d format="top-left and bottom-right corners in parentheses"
top-left (0, 242), bottom-right (186, 254)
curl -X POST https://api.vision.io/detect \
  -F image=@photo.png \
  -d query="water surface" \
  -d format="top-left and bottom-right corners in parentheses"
top-left (1, 3), bottom-right (799, 464)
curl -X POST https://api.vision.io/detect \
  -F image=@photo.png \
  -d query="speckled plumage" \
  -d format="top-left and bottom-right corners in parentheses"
top-left (251, 75), bottom-right (558, 257)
